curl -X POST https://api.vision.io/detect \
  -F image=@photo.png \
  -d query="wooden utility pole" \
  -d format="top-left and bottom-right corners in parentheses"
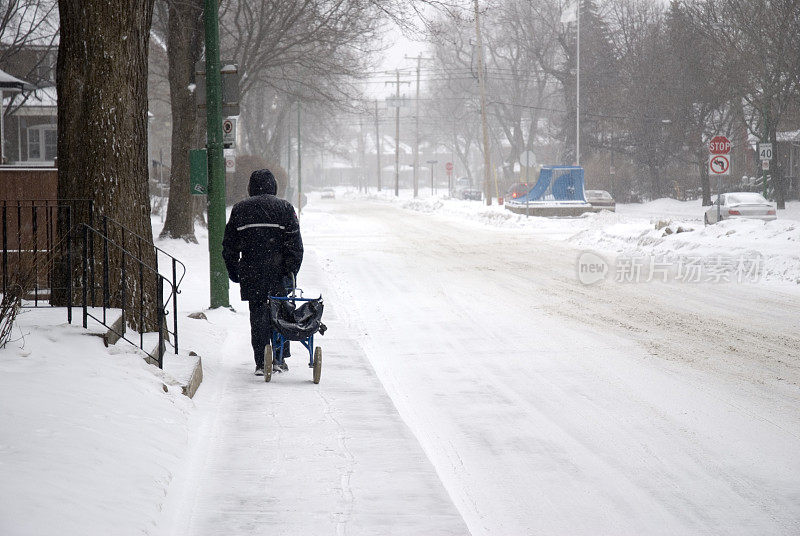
top-left (297, 103), bottom-right (302, 214)
top-left (374, 99), bottom-right (382, 191)
top-left (385, 70), bottom-right (410, 197)
top-left (474, 0), bottom-right (492, 205)
top-left (406, 54), bottom-right (433, 198)
top-left (394, 70), bottom-right (400, 197)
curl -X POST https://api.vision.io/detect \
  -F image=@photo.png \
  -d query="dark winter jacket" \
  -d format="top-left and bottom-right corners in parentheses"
top-left (222, 169), bottom-right (303, 301)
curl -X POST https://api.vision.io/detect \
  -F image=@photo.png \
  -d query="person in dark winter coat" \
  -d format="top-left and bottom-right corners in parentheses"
top-left (222, 169), bottom-right (304, 375)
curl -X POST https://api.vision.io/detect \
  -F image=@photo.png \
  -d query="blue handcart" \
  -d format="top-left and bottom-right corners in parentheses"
top-left (264, 280), bottom-right (326, 384)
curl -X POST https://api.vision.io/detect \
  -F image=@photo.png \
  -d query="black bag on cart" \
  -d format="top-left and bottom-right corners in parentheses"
top-left (269, 297), bottom-right (327, 341)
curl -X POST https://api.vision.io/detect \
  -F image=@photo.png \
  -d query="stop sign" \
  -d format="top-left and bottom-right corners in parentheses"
top-left (709, 135), bottom-right (731, 155)
top-left (445, 162), bottom-right (454, 172)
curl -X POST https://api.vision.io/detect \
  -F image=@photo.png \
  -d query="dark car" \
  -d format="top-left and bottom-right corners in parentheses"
top-left (585, 190), bottom-right (616, 211)
top-left (454, 177), bottom-right (482, 200)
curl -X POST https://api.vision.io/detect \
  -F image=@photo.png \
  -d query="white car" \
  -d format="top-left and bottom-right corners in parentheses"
top-left (704, 192), bottom-right (776, 224)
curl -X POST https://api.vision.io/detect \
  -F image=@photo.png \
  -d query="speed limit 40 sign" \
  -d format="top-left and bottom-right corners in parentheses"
top-left (758, 143), bottom-right (773, 161)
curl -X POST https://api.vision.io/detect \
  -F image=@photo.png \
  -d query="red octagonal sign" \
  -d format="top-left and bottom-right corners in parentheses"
top-left (709, 135), bottom-right (731, 155)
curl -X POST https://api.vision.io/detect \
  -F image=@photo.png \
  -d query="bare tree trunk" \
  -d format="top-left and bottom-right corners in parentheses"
top-left (770, 126), bottom-right (786, 209)
top-left (160, 0), bottom-right (203, 241)
top-left (699, 153), bottom-right (711, 206)
top-left (55, 0), bottom-right (158, 331)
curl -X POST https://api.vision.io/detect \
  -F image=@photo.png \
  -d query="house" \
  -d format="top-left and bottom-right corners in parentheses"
top-left (2, 85), bottom-right (56, 165)
top-left (0, 1), bottom-right (58, 166)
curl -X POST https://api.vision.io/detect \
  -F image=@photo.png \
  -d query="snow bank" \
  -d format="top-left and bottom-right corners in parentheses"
top-left (367, 191), bottom-right (800, 285)
top-left (0, 309), bottom-right (191, 536)
top-left (569, 215), bottom-right (800, 284)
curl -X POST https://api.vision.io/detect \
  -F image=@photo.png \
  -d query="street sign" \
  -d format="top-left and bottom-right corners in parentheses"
top-left (709, 135), bottom-right (731, 155)
top-left (445, 162), bottom-right (453, 172)
top-left (222, 117), bottom-right (236, 148)
top-left (224, 148), bottom-right (236, 174)
top-left (762, 159), bottom-right (770, 171)
top-left (194, 61), bottom-right (240, 117)
top-left (758, 143), bottom-right (773, 160)
top-left (519, 150), bottom-right (536, 166)
top-left (189, 149), bottom-right (207, 195)
top-left (709, 154), bottom-right (730, 175)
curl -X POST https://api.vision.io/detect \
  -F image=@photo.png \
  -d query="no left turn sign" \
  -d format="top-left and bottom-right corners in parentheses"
top-left (709, 154), bottom-right (730, 175)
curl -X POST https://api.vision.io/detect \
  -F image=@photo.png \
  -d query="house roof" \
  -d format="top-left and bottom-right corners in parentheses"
top-left (0, 68), bottom-right (36, 92)
top-left (3, 85), bottom-right (55, 106)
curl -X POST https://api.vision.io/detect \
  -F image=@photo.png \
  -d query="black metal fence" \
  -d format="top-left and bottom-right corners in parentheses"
top-left (0, 199), bottom-right (186, 367)
top-left (1, 200), bottom-right (93, 305)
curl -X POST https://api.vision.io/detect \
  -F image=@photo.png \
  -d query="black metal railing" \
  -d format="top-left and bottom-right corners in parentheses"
top-left (1, 199), bottom-right (93, 306)
top-left (98, 215), bottom-right (186, 354)
top-left (0, 199), bottom-right (186, 367)
top-left (79, 223), bottom-right (174, 367)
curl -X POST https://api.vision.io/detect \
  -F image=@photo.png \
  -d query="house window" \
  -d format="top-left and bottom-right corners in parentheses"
top-left (26, 125), bottom-right (57, 162)
top-left (44, 129), bottom-right (57, 160)
top-left (27, 129), bottom-right (40, 159)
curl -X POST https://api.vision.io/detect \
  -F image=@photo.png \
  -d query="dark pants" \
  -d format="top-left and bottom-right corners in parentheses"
top-left (249, 300), bottom-right (290, 367)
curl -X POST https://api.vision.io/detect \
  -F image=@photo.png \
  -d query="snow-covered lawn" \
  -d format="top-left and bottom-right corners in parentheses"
top-left (0, 308), bottom-right (192, 536)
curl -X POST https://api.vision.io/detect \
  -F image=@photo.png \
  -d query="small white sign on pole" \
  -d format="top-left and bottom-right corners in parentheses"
top-left (224, 148), bottom-right (236, 174)
top-left (758, 143), bottom-right (773, 160)
top-left (762, 159), bottom-right (770, 171)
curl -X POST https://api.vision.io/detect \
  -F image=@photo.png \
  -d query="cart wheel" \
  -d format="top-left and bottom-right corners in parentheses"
top-left (264, 343), bottom-right (273, 383)
top-left (313, 347), bottom-right (322, 384)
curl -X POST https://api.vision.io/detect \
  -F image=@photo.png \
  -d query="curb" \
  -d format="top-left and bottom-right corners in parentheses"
top-left (181, 355), bottom-right (203, 398)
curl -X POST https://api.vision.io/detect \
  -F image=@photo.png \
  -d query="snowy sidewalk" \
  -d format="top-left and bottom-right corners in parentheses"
top-left (159, 250), bottom-right (469, 536)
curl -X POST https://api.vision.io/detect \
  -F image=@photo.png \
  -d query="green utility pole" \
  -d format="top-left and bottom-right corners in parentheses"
top-left (762, 106), bottom-right (769, 198)
top-left (204, 0), bottom-right (229, 308)
top-left (297, 103), bottom-right (302, 215)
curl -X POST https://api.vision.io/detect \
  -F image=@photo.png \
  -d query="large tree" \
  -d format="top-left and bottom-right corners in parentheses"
top-left (55, 0), bottom-right (157, 329)
top-left (156, 0), bottom-right (204, 240)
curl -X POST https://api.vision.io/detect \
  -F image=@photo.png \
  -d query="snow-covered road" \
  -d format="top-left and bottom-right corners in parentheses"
top-left (299, 199), bottom-right (800, 535)
top-left (156, 196), bottom-right (800, 536)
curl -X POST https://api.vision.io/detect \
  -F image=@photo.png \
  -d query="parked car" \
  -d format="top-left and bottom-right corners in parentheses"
top-left (321, 188), bottom-right (335, 199)
top-left (454, 177), bottom-right (482, 200)
top-left (585, 189), bottom-right (616, 211)
top-left (506, 183), bottom-right (531, 200)
top-left (704, 192), bottom-right (776, 224)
